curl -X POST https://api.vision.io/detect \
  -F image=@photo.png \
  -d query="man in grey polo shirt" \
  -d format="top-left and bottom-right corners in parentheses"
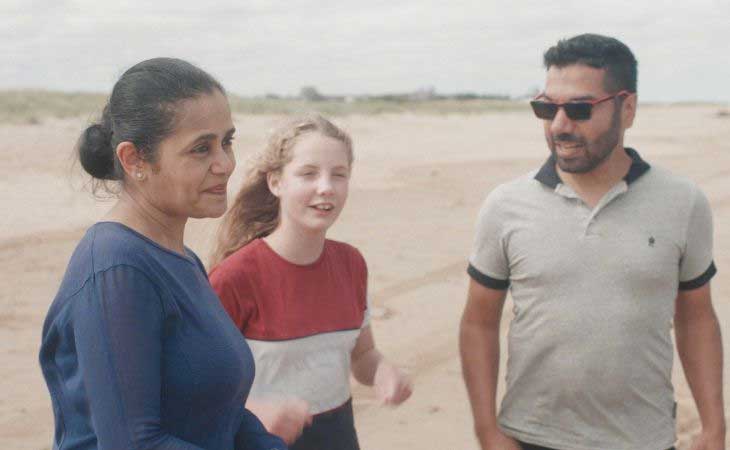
top-left (459, 34), bottom-right (725, 450)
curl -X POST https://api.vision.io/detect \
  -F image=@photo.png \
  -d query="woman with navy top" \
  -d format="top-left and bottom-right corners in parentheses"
top-left (39, 58), bottom-right (286, 450)
top-left (208, 114), bottom-right (413, 450)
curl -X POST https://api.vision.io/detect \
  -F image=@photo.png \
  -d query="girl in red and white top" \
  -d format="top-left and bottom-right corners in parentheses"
top-left (209, 114), bottom-right (412, 450)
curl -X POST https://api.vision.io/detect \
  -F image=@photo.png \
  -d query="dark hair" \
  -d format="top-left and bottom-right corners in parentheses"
top-left (543, 34), bottom-right (638, 93)
top-left (78, 57), bottom-right (225, 192)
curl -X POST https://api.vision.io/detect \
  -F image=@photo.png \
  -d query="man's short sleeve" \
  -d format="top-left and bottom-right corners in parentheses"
top-left (468, 186), bottom-right (510, 290)
top-left (679, 186), bottom-right (717, 290)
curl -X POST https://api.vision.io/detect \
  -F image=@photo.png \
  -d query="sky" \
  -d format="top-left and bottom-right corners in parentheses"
top-left (2, 0), bottom-right (729, 102)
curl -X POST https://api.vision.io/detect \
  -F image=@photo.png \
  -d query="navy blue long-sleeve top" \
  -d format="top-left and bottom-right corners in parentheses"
top-left (39, 222), bottom-right (286, 450)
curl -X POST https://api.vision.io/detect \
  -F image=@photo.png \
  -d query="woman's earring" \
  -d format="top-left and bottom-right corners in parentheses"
top-left (135, 171), bottom-right (145, 181)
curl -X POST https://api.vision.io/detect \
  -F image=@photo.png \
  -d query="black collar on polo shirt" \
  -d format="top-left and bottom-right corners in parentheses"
top-left (534, 147), bottom-right (651, 189)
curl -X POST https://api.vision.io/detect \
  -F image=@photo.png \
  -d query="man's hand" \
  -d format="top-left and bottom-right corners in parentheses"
top-left (248, 398), bottom-right (312, 444)
top-left (689, 428), bottom-right (726, 450)
top-left (373, 361), bottom-right (413, 406)
top-left (478, 427), bottom-right (522, 450)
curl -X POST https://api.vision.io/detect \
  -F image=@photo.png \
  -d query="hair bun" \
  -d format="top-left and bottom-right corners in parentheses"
top-left (78, 123), bottom-right (117, 180)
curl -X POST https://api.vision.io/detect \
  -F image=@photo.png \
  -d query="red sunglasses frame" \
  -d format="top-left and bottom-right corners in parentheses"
top-left (531, 90), bottom-right (631, 120)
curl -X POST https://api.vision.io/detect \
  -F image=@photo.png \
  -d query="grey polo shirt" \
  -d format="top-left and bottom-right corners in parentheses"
top-left (468, 148), bottom-right (716, 450)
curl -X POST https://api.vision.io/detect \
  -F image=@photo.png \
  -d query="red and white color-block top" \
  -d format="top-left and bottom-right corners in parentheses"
top-left (209, 238), bottom-right (369, 414)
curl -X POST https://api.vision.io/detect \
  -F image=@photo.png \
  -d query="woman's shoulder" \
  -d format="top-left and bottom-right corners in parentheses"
top-left (60, 222), bottom-right (145, 278)
top-left (50, 223), bottom-right (177, 322)
top-left (61, 222), bottom-right (201, 288)
top-left (86, 222), bottom-right (187, 271)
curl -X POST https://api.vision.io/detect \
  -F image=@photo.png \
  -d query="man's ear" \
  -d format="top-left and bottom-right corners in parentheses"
top-left (116, 141), bottom-right (147, 181)
top-left (266, 171), bottom-right (281, 197)
top-left (622, 93), bottom-right (637, 130)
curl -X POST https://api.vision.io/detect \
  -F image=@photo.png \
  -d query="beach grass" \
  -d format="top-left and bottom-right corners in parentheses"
top-left (0, 90), bottom-right (108, 124)
top-left (227, 97), bottom-right (528, 116)
top-left (0, 90), bottom-right (529, 124)
top-left (2, 90), bottom-right (727, 125)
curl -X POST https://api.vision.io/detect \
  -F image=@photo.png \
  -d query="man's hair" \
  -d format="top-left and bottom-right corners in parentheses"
top-left (543, 34), bottom-right (637, 93)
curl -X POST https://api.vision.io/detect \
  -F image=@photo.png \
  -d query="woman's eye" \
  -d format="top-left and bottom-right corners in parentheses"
top-left (223, 137), bottom-right (235, 148)
top-left (192, 145), bottom-right (209, 154)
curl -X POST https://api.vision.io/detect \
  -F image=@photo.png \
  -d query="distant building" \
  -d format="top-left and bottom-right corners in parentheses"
top-left (409, 86), bottom-right (437, 100)
top-left (300, 86), bottom-right (325, 101)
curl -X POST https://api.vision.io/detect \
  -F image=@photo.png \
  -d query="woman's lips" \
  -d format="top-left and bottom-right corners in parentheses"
top-left (204, 184), bottom-right (227, 195)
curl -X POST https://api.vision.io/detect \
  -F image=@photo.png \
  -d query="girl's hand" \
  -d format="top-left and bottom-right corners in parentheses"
top-left (249, 398), bottom-right (313, 444)
top-left (373, 362), bottom-right (413, 406)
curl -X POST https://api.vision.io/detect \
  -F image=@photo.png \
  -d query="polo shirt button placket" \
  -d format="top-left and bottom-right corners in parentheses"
top-left (583, 184), bottom-right (626, 238)
top-left (584, 216), bottom-right (598, 237)
top-left (582, 201), bottom-right (609, 238)
top-left (576, 201), bottom-right (595, 238)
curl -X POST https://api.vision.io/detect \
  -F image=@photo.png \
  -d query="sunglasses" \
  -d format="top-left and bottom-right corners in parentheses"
top-left (530, 90), bottom-right (630, 121)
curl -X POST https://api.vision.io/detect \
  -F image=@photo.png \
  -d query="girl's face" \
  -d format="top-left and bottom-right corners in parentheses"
top-left (268, 132), bottom-right (351, 237)
top-left (140, 90), bottom-right (236, 221)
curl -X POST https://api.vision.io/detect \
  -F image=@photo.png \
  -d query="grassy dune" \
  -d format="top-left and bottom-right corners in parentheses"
top-left (0, 90), bottom-right (108, 124)
top-left (0, 90), bottom-right (529, 124)
top-left (5, 90), bottom-right (725, 125)
top-left (227, 96), bottom-right (528, 116)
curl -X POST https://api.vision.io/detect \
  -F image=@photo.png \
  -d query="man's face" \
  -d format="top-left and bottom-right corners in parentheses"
top-left (541, 64), bottom-right (632, 174)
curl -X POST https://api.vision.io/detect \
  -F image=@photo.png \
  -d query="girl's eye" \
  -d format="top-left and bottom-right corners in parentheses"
top-left (223, 137), bottom-right (235, 148)
top-left (192, 145), bottom-right (209, 154)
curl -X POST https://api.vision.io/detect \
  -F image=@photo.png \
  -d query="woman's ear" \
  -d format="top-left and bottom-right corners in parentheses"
top-left (116, 141), bottom-right (147, 181)
top-left (266, 171), bottom-right (281, 197)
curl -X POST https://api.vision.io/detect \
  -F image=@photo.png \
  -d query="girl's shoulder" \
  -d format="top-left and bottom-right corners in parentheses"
top-left (325, 239), bottom-right (367, 271)
top-left (209, 239), bottom-right (267, 277)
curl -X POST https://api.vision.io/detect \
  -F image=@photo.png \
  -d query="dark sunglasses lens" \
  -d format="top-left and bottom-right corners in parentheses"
top-left (530, 101), bottom-right (557, 119)
top-left (563, 103), bottom-right (592, 120)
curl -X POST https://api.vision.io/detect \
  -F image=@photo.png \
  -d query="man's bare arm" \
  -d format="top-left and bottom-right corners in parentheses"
top-left (459, 278), bottom-right (520, 450)
top-left (675, 282), bottom-right (726, 449)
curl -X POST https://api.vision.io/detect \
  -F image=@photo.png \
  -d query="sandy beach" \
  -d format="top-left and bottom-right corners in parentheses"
top-left (1, 107), bottom-right (728, 449)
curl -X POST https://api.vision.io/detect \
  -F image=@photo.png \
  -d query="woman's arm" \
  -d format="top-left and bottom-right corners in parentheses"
top-left (74, 265), bottom-right (204, 449)
top-left (244, 398), bottom-right (311, 445)
top-left (234, 407), bottom-right (288, 450)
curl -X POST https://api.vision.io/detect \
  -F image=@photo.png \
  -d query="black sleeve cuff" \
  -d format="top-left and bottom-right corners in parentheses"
top-left (467, 263), bottom-right (510, 290)
top-left (679, 261), bottom-right (717, 291)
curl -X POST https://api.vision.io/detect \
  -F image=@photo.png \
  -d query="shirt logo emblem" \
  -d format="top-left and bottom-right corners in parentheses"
top-left (648, 236), bottom-right (655, 247)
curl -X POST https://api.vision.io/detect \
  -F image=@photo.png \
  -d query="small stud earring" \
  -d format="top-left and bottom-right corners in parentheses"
top-left (135, 171), bottom-right (144, 180)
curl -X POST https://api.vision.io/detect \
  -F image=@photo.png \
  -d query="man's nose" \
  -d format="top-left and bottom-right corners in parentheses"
top-left (549, 107), bottom-right (576, 136)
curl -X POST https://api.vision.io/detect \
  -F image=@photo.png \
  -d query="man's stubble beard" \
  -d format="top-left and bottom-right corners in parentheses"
top-left (548, 102), bottom-right (623, 174)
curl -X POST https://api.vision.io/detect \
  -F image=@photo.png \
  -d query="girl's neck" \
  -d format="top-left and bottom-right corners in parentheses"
top-left (264, 225), bottom-right (327, 265)
top-left (105, 189), bottom-right (187, 254)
